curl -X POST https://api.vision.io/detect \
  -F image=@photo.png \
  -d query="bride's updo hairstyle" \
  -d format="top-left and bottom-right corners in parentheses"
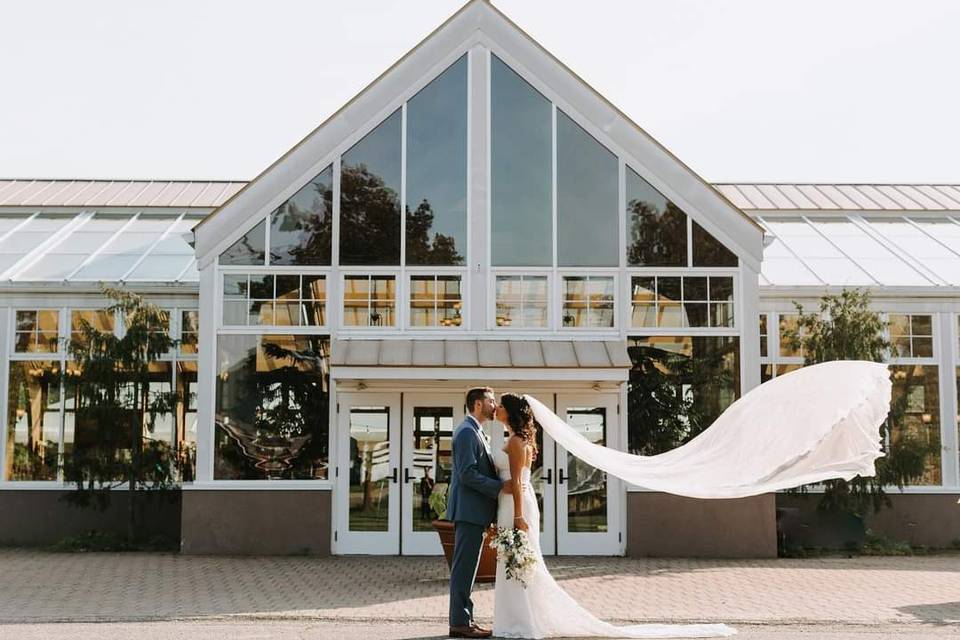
top-left (499, 393), bottom-right (539, 457)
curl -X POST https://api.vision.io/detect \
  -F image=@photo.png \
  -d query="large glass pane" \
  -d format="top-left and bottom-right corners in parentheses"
top-left (491, 55), bottom-right (552, 266)
top-left (270, 165), bottom-right (333, 265)
top-left (557, 111), bottom-right (618, 267)
top-left (406, 56), bottom-right (467, 266)
top-left (214, 335), bottom-right (330, 480)
top-left (5, 360), bottom-right (61, 480)
top-left (626, 167), bottom-right (687, 266)
top-left (566, 407), bottom-right (607, 533)
top-left (692, 220), bottom-right (737, 267)
top-left (627, 336), bottom-right (740, 455)
top-left (218, 219), bottom-right (266, 265)
top-left (340, 110), bottom-right (402, 266)
top-left (410, 406), bottom-right (454, 531)
top-left (889, 365), bottom-right (941, 485)
top-left (349, 406), bottom-right (391, 531)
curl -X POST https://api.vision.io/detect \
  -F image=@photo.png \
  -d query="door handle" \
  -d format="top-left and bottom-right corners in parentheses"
top-left (389, 467), bottom-right (398, 483)
top-left (544, 468), bottom-right (553, 485)
top-left (404, 467), bottom-right (412, 484)
top-left (558, 468), bottom-right (567, 485)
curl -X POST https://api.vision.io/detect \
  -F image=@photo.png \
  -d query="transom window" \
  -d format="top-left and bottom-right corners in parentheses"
top-left (778, 313), bottom-right (804, 358)
top-left (70, 309), bottom-right (115, 349)
top-left (409, 275), bottom-right (463, 328)
top-left (889, 313), bottom-right (933, 358)
top-left (759, 314), bottom-right (768, 358)
top-left (343, 275), bottom-right (396, 327)
top-left (630, 276), bottom-right (734, 329)
top-left (222, 273), bottom-right (326, 327)
top-left (561, 276), bottom-right (615, 328)
top-left (15, 310), bottom-right (59, 353)
top-left (495, 275), bottom-right (548, 328)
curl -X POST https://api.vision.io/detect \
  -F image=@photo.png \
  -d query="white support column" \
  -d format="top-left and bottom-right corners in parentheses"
top-left (938, 312), bottom-right (959, 487)
top-left (739, 264), bottom-right (762, 394)
top-left (469, 44), bottom-right (490, 330)
top-left (195, 262), bottom-right (217, 482)
top-left (0, 307), bottom-right (9, 485)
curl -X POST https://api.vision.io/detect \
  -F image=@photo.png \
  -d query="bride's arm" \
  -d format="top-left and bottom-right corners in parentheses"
top-left (506, 436), bottom-right (529, 531)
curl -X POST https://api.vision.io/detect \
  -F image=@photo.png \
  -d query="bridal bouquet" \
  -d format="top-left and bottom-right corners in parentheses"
top-left (489, 526), bottom-right (537, 588)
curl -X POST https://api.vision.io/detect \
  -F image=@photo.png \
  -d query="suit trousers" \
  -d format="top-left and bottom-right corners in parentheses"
top-left (449, 520), bottom-right (485, 627)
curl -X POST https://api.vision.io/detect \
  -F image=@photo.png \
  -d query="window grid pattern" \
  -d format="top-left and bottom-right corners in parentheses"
top-left (409, 275), bottom-right (463, 328)
top-left (561, 276), bottom-right (615, 328)
top-left (5, 306), bottom-right (198, 483)
top-left (630, 276), bottom-right (735, 329)
top-left (222, 273), bottom-right (327, 327)
top-left (343, 275), bottom-right (397, 327)
top-left (495, 275), bottom-right (548, 328)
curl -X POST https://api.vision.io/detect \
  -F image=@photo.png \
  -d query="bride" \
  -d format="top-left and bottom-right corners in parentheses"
top-left (491, 393), bottom-right (736, 639)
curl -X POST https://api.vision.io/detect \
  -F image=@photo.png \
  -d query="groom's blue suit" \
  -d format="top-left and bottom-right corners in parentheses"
top-left (447, 415), bottom-right (502, 629)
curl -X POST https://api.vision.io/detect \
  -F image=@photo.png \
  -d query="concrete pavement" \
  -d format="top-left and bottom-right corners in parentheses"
top-left (0, 549), bottom-right (958, 635)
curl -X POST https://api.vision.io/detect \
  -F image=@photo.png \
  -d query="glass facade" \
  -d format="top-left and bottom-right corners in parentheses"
top-left (270, 165), bottom-right (334, 266)
top-left (406, 56), bottom-right (468, 266)
top-left (626, 168), bottom-right (687, 267)
top-left (214, 334), bottom-right (330, 480)
top-left (491, 54), bottom-right (552, 267)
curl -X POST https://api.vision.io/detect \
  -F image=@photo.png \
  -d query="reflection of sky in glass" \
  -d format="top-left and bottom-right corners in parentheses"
top-left (867, 218), bottom-right (960, 285)
top-left (491, 55), bottom-right (552, 266)
top-left (406, 55), bottom-right (467, 264)
top-left (557, 111), bottom-right (618, 267)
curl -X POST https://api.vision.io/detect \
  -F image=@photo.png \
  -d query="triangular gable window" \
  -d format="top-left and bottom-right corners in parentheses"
top-left (626, 166), bottom-right (737, 267)
top-left (219, 218), bottom-right (266, 265)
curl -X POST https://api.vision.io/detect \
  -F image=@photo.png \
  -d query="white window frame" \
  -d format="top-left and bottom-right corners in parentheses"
top-left (558, 271), bottom-right (618, 332)
top-left (489, 269), bottom-right (552, 331)
top-left (405, 269), bottom-right (468, 331)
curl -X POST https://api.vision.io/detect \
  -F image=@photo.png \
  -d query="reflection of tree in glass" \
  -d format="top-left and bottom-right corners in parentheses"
top-left (272, 177), bottom-right (332, 265)
top-left (6, 362), bottom-right (60, 480)
top-left (215, 339), bottom-right (329, 480)
top-left (406, 199), bottom-right (464, 265)
top-left (340, 164), bottom-right (401, 265)
top-left (627, 341), bottom-right (736, 456)
top-left (626, 199), bottom-right (687, 267)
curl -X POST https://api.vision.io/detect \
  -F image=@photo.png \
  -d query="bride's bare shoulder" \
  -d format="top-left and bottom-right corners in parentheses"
top-left (505, 434), bottom-right (527, 455)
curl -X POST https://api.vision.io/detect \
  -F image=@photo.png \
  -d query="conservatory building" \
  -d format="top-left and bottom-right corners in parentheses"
top-left (2, 0), bottom-right (959, 556)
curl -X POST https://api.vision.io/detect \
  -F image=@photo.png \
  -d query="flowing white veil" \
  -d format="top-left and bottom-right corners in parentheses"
top-left (525, 360), bottom-right (891, 498)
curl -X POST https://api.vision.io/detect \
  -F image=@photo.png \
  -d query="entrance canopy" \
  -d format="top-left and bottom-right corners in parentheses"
top-left (330, 339), bottom-right (631, 381)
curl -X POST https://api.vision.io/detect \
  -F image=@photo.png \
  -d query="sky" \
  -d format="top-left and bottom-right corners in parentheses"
top-left (1, 0), bottom-right (958, 184)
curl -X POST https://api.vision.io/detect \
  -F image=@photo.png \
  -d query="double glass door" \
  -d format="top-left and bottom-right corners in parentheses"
top-left (334, 391), bottom-right (622, 556)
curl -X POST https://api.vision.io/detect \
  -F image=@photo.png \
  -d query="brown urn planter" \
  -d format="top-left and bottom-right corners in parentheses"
top-left (432, 519), bottom-right (497, 583)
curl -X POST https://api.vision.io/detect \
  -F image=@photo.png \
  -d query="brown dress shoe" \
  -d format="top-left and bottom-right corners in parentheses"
top-left (449, 624), bottom-right (492, 638)
top-left (470, 621), bottom-right (492, 634)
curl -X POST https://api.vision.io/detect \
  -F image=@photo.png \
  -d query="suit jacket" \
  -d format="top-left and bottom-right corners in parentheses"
top-left (445, 417), bottom-right (501, 526)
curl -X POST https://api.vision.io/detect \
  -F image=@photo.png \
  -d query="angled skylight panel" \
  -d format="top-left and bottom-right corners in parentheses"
top-left (125, 216), bottom-right (199, 281)
top-left (0, 214), bottom-right (75, 278)
top-left (17, 215), bottom-right (129, 281)
top-left (70, 216), bottom-right (167, 280)
top-left (865, 218), bottom-right (960, 285)
top-left (807, 218), bottom-right (928, 286)
top-left (756, 222), bottom-right (821, 285)
top-left (762, 217), bottom-right (872, 285)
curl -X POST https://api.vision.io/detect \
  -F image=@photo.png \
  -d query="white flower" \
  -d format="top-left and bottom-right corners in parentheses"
top-left (489, 526), bottom-right (537, 588)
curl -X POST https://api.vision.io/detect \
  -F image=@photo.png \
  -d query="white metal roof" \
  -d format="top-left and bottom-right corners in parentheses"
top-left (0, 211), bottom-right (206, 285)
top-left (0, 180), bottom-right (245, 208)
top-left (715, 183), bottom-right (960, 211)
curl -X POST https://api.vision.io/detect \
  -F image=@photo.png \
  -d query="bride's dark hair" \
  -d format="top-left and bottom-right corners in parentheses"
top-left (499, 393), bottom-right (538, 457)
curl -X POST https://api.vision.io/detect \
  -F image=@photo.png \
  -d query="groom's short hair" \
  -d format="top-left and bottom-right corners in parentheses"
top-left (466, 386), bottom-right (494, 413)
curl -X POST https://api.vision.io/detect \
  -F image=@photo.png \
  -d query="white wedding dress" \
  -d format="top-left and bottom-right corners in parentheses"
top-left (489, 360), bottom-right (893, 638)
top-left (491, 447), bottom-right (735, 638)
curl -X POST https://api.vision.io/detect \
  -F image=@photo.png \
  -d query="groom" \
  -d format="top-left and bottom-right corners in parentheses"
top-left (447, 387), bottom-right (511, 639)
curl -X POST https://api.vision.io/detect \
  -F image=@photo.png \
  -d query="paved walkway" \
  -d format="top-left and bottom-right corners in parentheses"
top-left (0, 549), bottom-right (958, 628)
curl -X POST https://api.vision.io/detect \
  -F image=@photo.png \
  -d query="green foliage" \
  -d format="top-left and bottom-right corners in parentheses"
top-left (61, 287), bottom-right (182, 541)
top-left (52, 530), bottom-right (178, 553)
top-left (429, 482), bottom-right (449, 520)
top-left (784, 288), bottom-right (932, 516)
